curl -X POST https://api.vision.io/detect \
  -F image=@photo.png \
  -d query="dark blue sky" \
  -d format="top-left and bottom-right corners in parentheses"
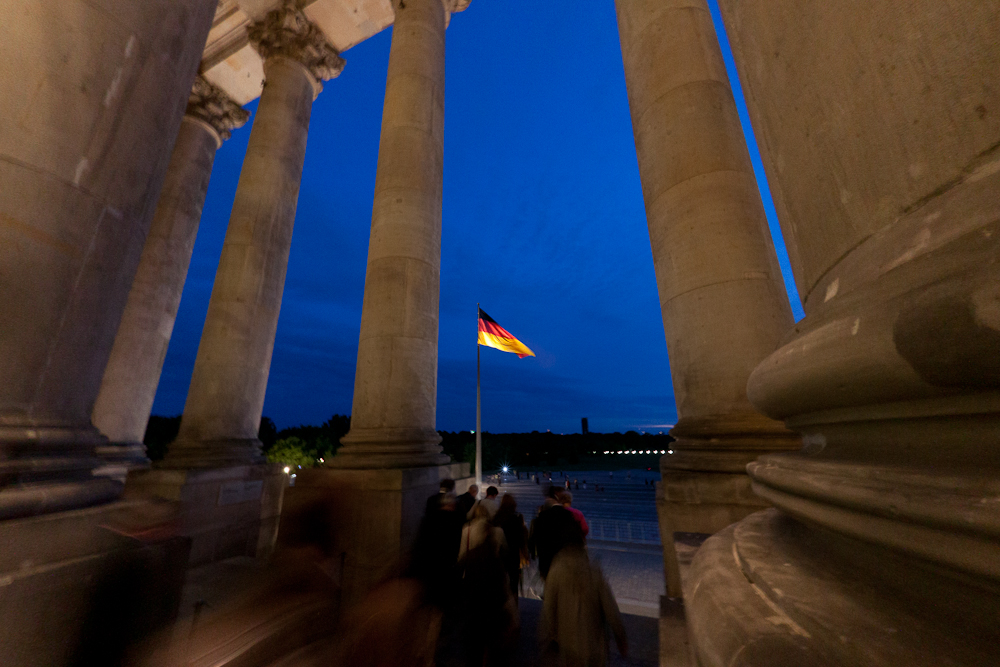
top-left (152, 0), bottom-right (803, 434)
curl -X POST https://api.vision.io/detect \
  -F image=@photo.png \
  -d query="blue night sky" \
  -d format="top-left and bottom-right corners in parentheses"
top-left (151, 0), bottom-right (804, 434)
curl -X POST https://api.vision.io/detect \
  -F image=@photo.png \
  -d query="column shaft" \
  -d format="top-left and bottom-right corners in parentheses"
top-left (332, 0), bottom-right (450, 468)
top-left (616, 0), bottom-right (800, 596)
top-left (616, 0), bottom-right (796, 456)
top-left (0, 0), bottom-right (215, 518)
top-left (93, 79), bottom-right (248, 468)
top-left (167, 57), bottom-right (316, 467)
top-left (93, 119), bottom-right (218, 448)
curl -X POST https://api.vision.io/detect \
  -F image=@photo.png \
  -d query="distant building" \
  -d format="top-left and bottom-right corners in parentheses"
top-left (581, 417), bottom-right (589, 435)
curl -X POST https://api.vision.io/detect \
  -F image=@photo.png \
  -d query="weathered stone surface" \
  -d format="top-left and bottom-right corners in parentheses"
top-left (690, 2), bottom-right (1000, 663)
top-left (688, 510), bottom-right (999, 667)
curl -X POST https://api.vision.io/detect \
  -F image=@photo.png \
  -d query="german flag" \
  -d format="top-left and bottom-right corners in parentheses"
top-left (478, 308), bottom-right (535, 358)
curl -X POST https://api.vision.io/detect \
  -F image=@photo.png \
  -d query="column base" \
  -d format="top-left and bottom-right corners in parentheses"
top-left (0, 423), bottom-right (124, 520)
top-left (125, 463), bottom-right (285, 566)
top-left (0, 499), bottom-right (190, 667)
top-left (284, 462), bottom-right (471, 607)
top-left (159, 437), bottom-right (266, 469)
top-left (656, 469), bottom-right (770, 597)
top-left (331, 427), bottom-right (450, 469)
top-left (656, 413), bottom-right (801, 596)
top-left (687, 508), bottom-right (999, 667)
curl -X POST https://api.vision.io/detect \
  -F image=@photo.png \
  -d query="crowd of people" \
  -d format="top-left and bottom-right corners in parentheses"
top-left (408, 479), bottom-right (627, 667)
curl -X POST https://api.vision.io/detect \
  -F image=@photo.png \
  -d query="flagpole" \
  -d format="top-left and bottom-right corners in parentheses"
top-left (476, 304), bottom-right (482, 489)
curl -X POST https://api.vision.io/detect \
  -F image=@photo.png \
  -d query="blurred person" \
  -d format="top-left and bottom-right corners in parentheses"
top-left (493, 493), bottom-right (529, 599)
top-left (558, 491), bottom-right (589, 540)
top-left (528, 486), bottom-right (584, 579)
top-left (540, 545), bottom-right (627, 667)
top-left (459, 503), bottom-right (516, 667)
top-left (478, 485), bottom-right (500, 519)
top-left (334, 577), bottom-right (443, 667)
top-left (427, 477), bottom-right (456, 514)
top-left (410, 485), bottom-right (463, 608)
top-left (457, 483), bottom-right (478, 519)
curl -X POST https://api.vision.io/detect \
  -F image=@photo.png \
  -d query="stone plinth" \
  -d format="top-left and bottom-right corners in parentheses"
top-left (284, 462), bottom-right (470, 606)
top-left (126, 464), bottom-right (285, 566)
top-left (0, 500), bottom-right (190, 667)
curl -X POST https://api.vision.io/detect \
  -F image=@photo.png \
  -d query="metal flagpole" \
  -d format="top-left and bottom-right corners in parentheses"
top-left (476, 304), bottom-right (482, 488)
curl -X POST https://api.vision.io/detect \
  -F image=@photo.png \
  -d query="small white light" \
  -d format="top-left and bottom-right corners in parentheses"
top-left (668, 449), bottom-right (674, 455)
top-left (283, 466), bottom-right (290, 474)
top-left (290, 474), bottom-right (296, 479)
top-left (319, 458), bottom-right (324, 463)
top-left (502, 466), bottom-right (508, 473)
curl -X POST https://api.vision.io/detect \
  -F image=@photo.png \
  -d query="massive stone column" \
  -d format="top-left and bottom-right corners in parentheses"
top-left (126, 4), bottom-right (342, 566)
top-left (0, 0), bottom-right (214, 519)
top-left (614, 0), bottom-right (799, 596)
top-left (331, 0), bottom-right (471, 470)
top-left (165, 5), bottom-right (343, 468)
top-left (290, 0), bottom-right (471, 606)
top-left (684, 2), bottom-right (1000, 665)
top-left (0, 1), bottom-right (216, 664)
top-left (92, 77), bottom-right (248, 470)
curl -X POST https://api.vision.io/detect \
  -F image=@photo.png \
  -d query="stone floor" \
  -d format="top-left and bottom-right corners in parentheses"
top-left (435, 597), bottom-right (659, 667)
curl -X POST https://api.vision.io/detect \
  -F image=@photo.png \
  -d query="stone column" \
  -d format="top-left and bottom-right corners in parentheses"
top-left (615, 0), bottom-right (799, 596)
top-left (330, 0), bottom-right (470, 470)
top-left (290, 0), bottom-right (472, 607)
top-left (684, 3), bottom-right (1000, 665)
top-left (0, 1), bottom-right (216, 663)
top-left (164, 5), bottom-right (343, 468)
top-left (0, 0), bottom-right (215, 521)
top-left (92, 77), bottom-right (248, 470)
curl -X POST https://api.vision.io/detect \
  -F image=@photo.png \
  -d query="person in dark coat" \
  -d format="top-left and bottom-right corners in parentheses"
top-left (410, 485), bottom-right (463, 608)
top-left (456, 484), bottom-right (478, 519)
top-left (493, 493), bottom-right (528, 598)
top-left (528, 486), bottom-right (584, 579)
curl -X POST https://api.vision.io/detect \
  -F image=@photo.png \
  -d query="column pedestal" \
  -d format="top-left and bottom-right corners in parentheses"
top-left (285, 462), bottom-right (471, 606)
top-left (126, 463), bottom-right (285, 566)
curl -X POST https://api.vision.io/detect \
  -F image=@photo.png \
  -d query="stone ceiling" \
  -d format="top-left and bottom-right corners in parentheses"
top-left (203, 0), bottom-right (394, 104)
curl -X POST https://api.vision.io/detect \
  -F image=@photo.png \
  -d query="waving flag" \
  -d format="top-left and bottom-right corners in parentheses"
top-left (477, 308), bottom-right (535, 358)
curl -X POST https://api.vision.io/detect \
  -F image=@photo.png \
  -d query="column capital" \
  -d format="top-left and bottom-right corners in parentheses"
top-left (248, 4), bottom-right (344, 87)
top-left (186, 76), bottom-right (249, 144)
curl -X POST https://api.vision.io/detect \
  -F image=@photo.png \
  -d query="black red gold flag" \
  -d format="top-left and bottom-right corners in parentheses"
top-left (477, 309), bottom-right (535, 358)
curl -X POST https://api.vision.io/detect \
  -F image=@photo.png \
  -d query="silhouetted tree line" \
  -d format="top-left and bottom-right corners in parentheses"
top-left (144, 415), bottom-right (672, 470)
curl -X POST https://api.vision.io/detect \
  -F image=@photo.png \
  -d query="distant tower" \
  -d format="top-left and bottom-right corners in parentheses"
top-left (581, 418), bottom-right (589, 435)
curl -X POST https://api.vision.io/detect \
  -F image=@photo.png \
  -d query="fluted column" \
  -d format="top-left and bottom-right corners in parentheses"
top-left (93, 77), bottom-right (248, 468)
top-left (331, 0), bottom-right (470, 469)
top-left (684, 2), bottom-right (1000, 665)
top-left (615, 0), bottom-right (799, 595)
top-left (0, 0), bottom-right (216, 519)
top-left (164, 4), bottom-right (343, 468)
